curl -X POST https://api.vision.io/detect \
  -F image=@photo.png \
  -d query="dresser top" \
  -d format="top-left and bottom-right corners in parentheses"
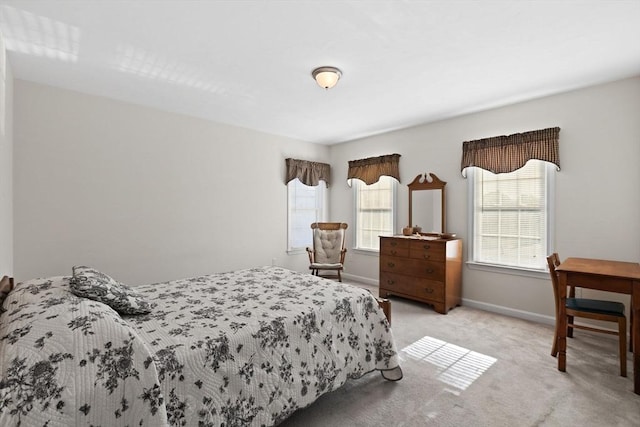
top-left (383, 234), bottom-right (458, 241)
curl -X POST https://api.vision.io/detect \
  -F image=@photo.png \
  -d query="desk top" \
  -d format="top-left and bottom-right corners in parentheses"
top-left (557, 257), bottom-right (640, 280)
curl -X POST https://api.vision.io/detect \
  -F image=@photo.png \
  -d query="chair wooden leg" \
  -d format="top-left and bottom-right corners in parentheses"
top-left (630, 302), bottom-right (634, 352)
top-left (619, 317), bottom-right (627, 377)
top-left (567, 315), bottom-right (575, 338)
top-left (567, 287), bottom-right (575, 338)
top-left (337, 270), bottom-right (342, 282)
top-left (551, 316), bottom-right (559, 357)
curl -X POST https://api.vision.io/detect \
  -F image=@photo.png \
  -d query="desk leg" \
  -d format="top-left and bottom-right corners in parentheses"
top-left (558, 271), bottom-right (568, 372)
top-left (633, 280), bottom-right (639, 395)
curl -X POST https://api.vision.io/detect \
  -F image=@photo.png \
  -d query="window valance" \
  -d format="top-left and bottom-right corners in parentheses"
top-left (461, 127), bottom-right (560, 176)
top-left (347, 153), bottom-right (401, 185)
top-left (285, 158), bottom-right (330, 187)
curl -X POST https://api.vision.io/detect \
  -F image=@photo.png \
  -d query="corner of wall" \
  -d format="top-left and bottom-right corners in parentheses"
top-left (0, 30), bottom-right (14, 276)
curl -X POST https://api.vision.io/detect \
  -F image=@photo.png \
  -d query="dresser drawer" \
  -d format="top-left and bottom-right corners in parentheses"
top-left (380, 255), bottom-right (445, 281)
top-left (380, 238), bottom-right (410, 257)
top-left (408, 240), bottom-right (445, 261)
top-left (380, 272), bottom-right (445, 302)
top-left (380, 245), bottom-right (409, 258)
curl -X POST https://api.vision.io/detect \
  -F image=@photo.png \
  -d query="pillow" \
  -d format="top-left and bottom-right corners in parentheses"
top-left (69, 266), bottom-right (151, 315)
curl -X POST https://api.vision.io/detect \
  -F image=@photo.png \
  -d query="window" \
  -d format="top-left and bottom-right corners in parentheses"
top-left (469, 160), bottom-right (553, 271)
top-left (287, 178), bottom-right (326, 251)
top-left (354, 176), bottom-right (396, 251)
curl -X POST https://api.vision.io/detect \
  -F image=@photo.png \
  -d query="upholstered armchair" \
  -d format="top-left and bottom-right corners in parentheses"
top-left (306, 222), bottom-right (348, 282)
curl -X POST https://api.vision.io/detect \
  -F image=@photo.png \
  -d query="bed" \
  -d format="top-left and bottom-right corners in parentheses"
top-left (0, 266), bottom-right (402, 426)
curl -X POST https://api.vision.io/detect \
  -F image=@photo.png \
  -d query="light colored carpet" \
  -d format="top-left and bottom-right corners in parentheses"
top-left (279, 282), bottom-right (640, 427)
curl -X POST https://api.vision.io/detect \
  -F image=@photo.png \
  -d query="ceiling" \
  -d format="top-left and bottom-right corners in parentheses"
top-left (1, 1), bottom-right (639, 145)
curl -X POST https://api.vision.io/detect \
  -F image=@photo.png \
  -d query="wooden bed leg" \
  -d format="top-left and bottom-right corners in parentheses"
top-left (376, 297), bottom-right (391, 325)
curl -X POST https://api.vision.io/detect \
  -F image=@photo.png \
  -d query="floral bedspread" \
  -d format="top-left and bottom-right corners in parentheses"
top-left (0, 276), bottom-right (168, 426)
top-left (0, 266), bottom-right (402, 426)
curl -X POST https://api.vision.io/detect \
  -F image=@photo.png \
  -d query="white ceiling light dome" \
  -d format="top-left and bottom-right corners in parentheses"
top-left (312, 66), bottom-right (342, 89)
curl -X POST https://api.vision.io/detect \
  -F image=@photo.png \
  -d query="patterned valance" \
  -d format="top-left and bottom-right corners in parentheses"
top-left (347, 154), bottom-right (401, 185)
top-left (285, 158), bottom-right (330, 187)
top-left (461, 127), bottom-right (560, 176)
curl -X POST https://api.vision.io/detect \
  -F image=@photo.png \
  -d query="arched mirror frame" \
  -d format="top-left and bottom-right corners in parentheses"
top-left (408, 173), bottom-right (446, 234)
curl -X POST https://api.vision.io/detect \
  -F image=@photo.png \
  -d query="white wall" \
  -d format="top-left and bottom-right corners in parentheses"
top-left (0, 32), bottom-right (13, 276)
top-left (13, 81), bottom-right (329, 284)
top-left (330, 76), bottom-right (640, 321)
top-left (12, 76), bottom-right (640, 321)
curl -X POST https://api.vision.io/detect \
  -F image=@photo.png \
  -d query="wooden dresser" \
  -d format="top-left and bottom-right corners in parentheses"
top-left (379, 235), bottom-right (462, 314)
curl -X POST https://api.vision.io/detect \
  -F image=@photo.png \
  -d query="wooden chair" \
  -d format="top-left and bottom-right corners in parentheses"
top-left (306, 222), bottom-right (347, 282)
top-left (547, 253), bottom-right (627, 377)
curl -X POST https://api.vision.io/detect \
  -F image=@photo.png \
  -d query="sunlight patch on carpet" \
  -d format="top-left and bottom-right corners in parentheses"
top-left (401, 336), bottom-right (496, 393)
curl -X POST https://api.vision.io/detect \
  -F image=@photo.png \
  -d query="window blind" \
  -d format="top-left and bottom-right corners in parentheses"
top-left (473, 160), bottom-right (548, 269)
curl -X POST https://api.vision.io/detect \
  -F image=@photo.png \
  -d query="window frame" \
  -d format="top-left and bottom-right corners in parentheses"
top-left (286, 178), bottom-right (327, 253)
top-left (466, 161), bottom-right (555, 278)
top-left (352, 176), bottom-right (397, 253)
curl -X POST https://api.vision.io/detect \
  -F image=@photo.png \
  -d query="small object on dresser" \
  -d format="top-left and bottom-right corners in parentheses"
top-left (402, 226), bottom-right (413, 236)
top-left (413, 225), bottom-right (422, 233)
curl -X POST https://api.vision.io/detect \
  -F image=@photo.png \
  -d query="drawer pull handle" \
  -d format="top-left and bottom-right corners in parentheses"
top-left (423, 244), bottom-right (430, 249)
top-left (425, 288), bottom-right (434, 294)
top-left (426, 268), bottom-right (434, 274)
top-left (387, 280), bottom-right (395, 285)
top-left (391, 250), bottom-right (397, 255)
top-left (390, 242), bottom-right (398, 246)
top-left (423, 254), bottom-right (430, 259)
top-left (387, 262), bottom-right (395, 268)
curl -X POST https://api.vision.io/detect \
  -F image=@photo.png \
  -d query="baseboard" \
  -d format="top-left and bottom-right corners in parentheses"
top-left (462, 297), bottom-right (555, 326)
top-left (342, 272), bottom-right (378, 287)
top-left (342, 274), bottom-right (556, 327)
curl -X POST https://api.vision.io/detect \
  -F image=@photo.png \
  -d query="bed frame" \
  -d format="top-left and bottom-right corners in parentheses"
top-left (0, 275), bottom-right (14, 293)
top-left (376, 297), bottom-right (391, 324)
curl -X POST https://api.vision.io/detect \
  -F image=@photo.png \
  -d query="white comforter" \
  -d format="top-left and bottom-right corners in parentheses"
top-left (0, 266), bottom-right (402, 426)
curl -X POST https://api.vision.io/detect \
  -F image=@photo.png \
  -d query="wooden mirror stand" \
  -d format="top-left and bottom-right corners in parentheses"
top-left (408, 173), bottom-right (447, 234)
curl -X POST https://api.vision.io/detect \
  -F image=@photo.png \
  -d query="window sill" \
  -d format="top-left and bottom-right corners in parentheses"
top-left (352, 248), bottom-right (380, 256)
top-left (466, 261), bottom-right (549, 280)
top-left (287, 248), bottom-right (308, 255)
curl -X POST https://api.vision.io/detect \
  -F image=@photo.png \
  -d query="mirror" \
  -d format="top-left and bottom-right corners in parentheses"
top-left (408, 173), bottom-right (446, 234)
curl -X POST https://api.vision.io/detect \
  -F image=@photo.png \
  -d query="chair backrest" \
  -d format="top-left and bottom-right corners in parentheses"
top-left (547, 253), bottom-right (562, 312)
top-left (311, 222), bottom-right (348, 264)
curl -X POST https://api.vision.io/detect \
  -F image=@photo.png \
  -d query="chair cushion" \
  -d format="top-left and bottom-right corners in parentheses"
top-left (313, 228), bottom-right (344, 264)
top-left (566, 297), bottom-right (625, 316)
top-left (310, 263), bottom-right (343, 270)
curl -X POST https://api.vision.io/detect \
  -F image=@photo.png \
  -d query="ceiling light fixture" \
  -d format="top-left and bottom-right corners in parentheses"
top-left (312, 66), bottom-right (342, 89)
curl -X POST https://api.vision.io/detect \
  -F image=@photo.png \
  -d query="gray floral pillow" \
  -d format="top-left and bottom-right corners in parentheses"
top-left (69, 266), bottom-right (151, 315)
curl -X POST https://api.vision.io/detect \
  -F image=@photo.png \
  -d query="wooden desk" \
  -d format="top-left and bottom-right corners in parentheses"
top-left (556, 257), bottom-right (640, 394)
